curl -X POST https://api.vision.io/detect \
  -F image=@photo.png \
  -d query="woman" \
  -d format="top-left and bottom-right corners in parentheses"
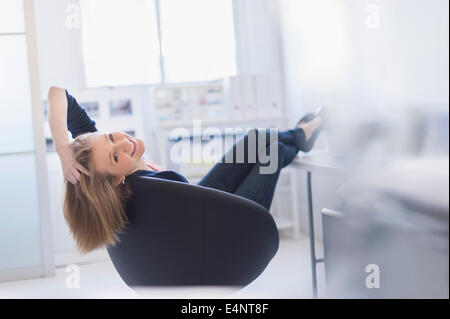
top-left (48, 86), bottom-right (323, 285)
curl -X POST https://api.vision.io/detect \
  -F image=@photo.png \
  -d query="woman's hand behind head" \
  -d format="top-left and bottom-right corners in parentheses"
top-left (57, 143), bottom-right (90, 184)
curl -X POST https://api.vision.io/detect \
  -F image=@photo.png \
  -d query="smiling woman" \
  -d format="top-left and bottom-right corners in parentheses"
top-left (47, 86), bottom-right (188, 253)
top-left (88, 131), bottom-right (148, 184)
top-left (63, 134), bottom-right (132, 253)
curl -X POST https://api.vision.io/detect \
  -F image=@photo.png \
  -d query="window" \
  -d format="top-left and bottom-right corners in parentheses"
top-left (159, 0), bottom-right (237, 83)
top-left (0, 0), bottom-right (49, 277)
top-left (79, 0), bottom-right (237, 87)
top-left (79, 0), bottom-right (161, 87)
top-left (0, 0), bottom-right (25, 33)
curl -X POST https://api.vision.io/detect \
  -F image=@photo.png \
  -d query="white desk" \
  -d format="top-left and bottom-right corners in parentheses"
top-left (292, 152), bottom-right (348, 175)
top-left (291, 152), bottom-right (349, 298)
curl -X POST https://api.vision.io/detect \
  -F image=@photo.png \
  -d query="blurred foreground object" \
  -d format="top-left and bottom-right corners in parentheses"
top-left (323, 105), bottom-right (449, 161)
top-left (322, 157), bottom-right (449, 298)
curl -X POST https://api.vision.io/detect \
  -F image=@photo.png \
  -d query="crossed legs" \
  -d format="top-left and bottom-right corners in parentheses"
top-left (197, 126), bottom-right (313, 210)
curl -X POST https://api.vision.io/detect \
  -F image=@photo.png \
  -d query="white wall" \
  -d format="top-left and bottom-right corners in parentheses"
top-left (34, 0), bottom-right (85, 94)
top-left (233, 0), bottom-right (284, 81)
top-left (277, 0), bottom-right (449, 240)
top-left (279, 0), bottom-right (449, 122)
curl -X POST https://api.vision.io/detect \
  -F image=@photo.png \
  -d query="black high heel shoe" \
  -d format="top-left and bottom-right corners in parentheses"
top-left (295, 106), bottom-right (326, 152)
top-left (295, 106), bottom-right (327, 128)
top-left (300, 124), bottom-right (323, 152)
top-left (295, 112), bottom-right (316, 127)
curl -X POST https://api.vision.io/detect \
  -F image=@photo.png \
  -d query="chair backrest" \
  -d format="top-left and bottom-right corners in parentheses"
top-left (107, 177), bottom-right (279, 287)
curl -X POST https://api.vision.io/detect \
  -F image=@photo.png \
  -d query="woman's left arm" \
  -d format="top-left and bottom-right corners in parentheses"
top-left (47, 86), bottom-right (71, 155)
top-left (48, 86), bottom-right (90, 184)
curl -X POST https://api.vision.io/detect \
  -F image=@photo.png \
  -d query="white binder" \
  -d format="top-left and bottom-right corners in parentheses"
top-left (254, 74), bottom-right (282, 118)
top-left (224, 76), bottom-right (243, 121)
top-left (241, 74), bottom-right (257, 119)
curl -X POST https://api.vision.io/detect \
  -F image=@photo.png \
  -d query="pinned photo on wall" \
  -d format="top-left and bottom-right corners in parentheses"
top-left (45, 137), bottom-right (55, 153)
top-left (82, 101), bottom-right (100, 118)
top-left (109, 99), bottom-right (133, 117)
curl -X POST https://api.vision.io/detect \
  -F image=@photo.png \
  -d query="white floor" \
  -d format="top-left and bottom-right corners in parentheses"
top-left (0, 236), bottom-right (326, 299)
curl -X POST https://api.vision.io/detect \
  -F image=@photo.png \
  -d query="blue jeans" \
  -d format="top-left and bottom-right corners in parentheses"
top-left (197, 128), bottom-right (306, 211)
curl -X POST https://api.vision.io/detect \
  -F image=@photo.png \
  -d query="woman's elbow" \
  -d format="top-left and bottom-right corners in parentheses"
top-left (48, 86), bottom-right (64, 99)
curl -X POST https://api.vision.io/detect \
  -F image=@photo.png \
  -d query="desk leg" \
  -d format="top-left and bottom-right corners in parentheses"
top-left (307, 171), bottom-right (318, 298)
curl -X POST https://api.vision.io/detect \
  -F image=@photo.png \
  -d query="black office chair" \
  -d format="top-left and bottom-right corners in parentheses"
top-left (107, 176), bottom-right (279, 288)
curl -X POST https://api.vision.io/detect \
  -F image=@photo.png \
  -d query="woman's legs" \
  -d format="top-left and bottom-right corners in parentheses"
top-left (197, 127), bottom-right (305, 194)
top-left (197, 117), bottom-right (323, 208)
top-left (196, 130), bottom-right (259, 193)
top-left (233, 140), bottom-right (298, 210)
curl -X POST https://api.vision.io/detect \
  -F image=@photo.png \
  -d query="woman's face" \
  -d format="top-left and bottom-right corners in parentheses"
top-left (88, 131), bottom-right (146, 177)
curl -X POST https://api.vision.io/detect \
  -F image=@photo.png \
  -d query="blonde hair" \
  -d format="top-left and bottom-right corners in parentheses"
top-left (63, 133), bottom-right (131, 254)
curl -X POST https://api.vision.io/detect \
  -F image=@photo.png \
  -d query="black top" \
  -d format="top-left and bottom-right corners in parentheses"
top-left (65, 90), bottom-right (189, 184)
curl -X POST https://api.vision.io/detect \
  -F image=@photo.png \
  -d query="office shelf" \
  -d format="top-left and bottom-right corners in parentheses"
top-left (158, 115), bottom-right (288, 129)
